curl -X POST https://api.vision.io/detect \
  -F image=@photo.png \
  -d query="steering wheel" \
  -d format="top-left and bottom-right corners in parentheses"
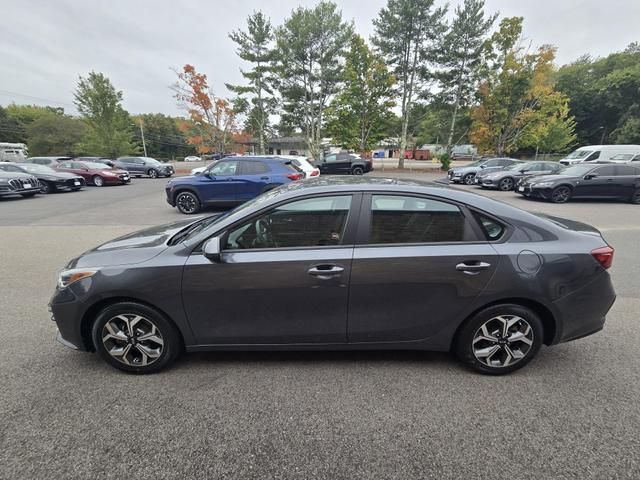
top-left (255, 218), bottom-right (274, 247)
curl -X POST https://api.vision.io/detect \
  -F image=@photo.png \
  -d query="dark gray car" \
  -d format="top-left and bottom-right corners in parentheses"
top-left (476, 161), bottom-right (563, 191)
top-left (115, 157), bottom-right (174, 178)
top-left (50, 177), bottom-right (616, 375)
top-left (448, 157), bottom-right (522, 185)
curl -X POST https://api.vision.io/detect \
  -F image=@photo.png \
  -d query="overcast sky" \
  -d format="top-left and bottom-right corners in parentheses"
top-left (1, 0), bottom-right (637, 117)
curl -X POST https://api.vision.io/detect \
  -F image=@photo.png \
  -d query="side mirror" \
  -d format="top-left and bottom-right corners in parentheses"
top-left (480, 164), bottom-right (486, 169)
top-left (584, 173), bottom-right (598, 180)
top-left (203, 237), bottom-right (221, 262)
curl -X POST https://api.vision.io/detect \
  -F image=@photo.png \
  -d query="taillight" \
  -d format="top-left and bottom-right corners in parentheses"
top-left (286, 173), bottom-right (304, 180)
top-left (310, 169), bottom-right (319, 177)
top-left (591, 246), bottom-right (614, 269)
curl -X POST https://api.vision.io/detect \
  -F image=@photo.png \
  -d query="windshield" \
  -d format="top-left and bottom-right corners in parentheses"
top-left (465, 160), bottom-right (484, 168)
top-left (22, 164), bottom-right (55, 174)
top-left (558, 165), bottom-right (594, 176)
top-left (84, 162), bottom-right (112, 169)
top-left (565, 149), bottom-right (592, 159)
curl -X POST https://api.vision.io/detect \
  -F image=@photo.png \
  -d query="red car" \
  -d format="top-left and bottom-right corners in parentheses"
top-left (56, 160), bottom-right (131, 186)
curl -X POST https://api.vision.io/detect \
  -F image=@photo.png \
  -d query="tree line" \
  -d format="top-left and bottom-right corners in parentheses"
top-left (1, 0), bottom-right (639, 167)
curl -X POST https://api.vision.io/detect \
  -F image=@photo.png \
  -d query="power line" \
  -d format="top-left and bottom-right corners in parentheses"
top-left (0, 89), bottom-right (76, 110)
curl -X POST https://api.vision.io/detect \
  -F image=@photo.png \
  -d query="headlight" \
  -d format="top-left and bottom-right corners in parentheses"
top-left (57, 268), bottom-right (99, 289)
top-left (0, 179), bottom-right (8, 184)
top-left (533, 181), bottom-right (554, 187)
top-left (102, 171), bottom-right (117, 176)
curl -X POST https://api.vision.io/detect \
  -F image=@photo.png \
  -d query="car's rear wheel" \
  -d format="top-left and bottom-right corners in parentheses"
top-left (352, 166), bottom-right (364, 175)
top-left (93, 175), bottom-right (104, 187)
top-left (498, 177), bottom-right (514, 191)
top-left (92, 302), bottom-right (182, 374)
top-left (148, 169), bottom-right (158, 178)
top-left (550, 185), bottom-right (571, 203)
top-left (630, 189), bottom-right (640, 204)
top-left (454, 304), bottom-right (543, 375)
top-left (175, 191), bottom-right (201, 214)
top-left (463, 173), bottom-right (475, 185)
top-left (40, 181), bottom-right (54, 194)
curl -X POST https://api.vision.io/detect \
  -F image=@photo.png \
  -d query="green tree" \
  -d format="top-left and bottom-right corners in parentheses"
top-left (325, 35), bottom-right (395, 152)
top-left (0, 105), bottom-right (24, 142)
top-left (470, 18), bottom-right (576, 155)
top-left (557, 44), bottom-right (640, 145)
top-left (273, 1), bottom-right (353, 160)
top-left (132, 113), bottom-right (194, 159)
top-left (438, 0), bottom-right (496, 154)
top-left (74, 72), bottom-right (137, 157)
top-left (372, 0), bottom-right (447, 168)
top-left (26, 115), bottom-right (86, 156)
top-left (227, 11), bottom-right (277, 155)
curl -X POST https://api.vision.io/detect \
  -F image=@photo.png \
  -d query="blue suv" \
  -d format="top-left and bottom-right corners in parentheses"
top-left (166, 156), bottom-right (305, 214)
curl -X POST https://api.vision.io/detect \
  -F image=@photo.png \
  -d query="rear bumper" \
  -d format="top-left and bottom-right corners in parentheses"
top-left (552, 271), bottom-right (616, 345)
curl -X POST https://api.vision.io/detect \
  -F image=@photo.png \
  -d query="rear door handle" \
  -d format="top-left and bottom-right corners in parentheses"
top-left (308, 264), bottom-right (344, 279)
top-left (456, 261), bottom-right (491, 275)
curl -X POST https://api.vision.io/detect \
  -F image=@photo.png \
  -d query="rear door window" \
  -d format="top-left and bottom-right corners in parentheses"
top-left (241, 161), bottom-right (270, 175)
top-left (594, 165), bottom-right (616, 176)
top-left (368, 195), bottom-right (471, 244)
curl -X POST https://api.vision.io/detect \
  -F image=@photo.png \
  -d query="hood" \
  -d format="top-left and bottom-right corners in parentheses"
top-left (0, 170), bottom-right (32, 179)
top-left (67, 218), bottom-right (200, 269)
top-left (527, 173), bottom-right (574, 184)
top-left (483, 170), bottom-right (522, 179)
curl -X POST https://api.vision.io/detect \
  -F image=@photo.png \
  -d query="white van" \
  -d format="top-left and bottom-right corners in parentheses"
top-left (559, 145), bottom-right (640, 166)
top-left (0, 142), bottom-right (28, 162)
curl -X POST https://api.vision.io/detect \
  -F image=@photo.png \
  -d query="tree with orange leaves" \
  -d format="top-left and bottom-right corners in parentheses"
top-left (172, 64), bottom-right (239, 153)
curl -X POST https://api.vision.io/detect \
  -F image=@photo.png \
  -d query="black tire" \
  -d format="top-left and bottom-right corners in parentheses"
top-left (630, 189), bottom-right (640, 204)
top-left (352, 166), bottom-right (364, 175)
top-left (462, 173), bottom-right (475, 185)
top-left (148, 169), bottom-right (159, 178)
top-left (498, 177), bottom-right (514, 191)
top-left (454, 304), bottom-right (543, 375)
top-left (175, 190), bottom-right (201, 214)
top-left (550, 185), bottom-right (571, 203)
top-left (40, 181), bottom-right (55, 194)
top-left (91, 302), bottom-right (182, 374)
top-left (93, 175), bottom-right (104, 187)
top-left (20, 192), bottom-right (37, 198)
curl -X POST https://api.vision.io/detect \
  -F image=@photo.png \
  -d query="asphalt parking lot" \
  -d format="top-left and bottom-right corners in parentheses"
top-left (1, 174), bottom-right (639, 479)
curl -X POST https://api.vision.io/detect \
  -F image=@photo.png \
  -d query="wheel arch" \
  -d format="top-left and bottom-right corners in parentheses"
top-left (171, 186), bottom-right (202, 203)
top-left (451, 297), bottom-right (557, 350)
top-left (80, 296), bottom-right (186, 352)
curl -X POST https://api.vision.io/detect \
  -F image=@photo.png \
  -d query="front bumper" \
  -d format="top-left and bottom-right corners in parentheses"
top-left (49, 284), bottom-right (89, 351)
top-left (104, 173), bottom-right (130, 184)
top-left (0, 185), bottom-right (41, 196)
top-left (516, 184), bottom-right (553, 199)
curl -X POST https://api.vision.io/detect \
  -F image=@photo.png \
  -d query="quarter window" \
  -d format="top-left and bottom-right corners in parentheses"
top-left (225, 195), bottom-right (352, 250)
top-left (473, 212), bottom-right (505, 240)
top-left (369, 195), bottom-right (468, 244)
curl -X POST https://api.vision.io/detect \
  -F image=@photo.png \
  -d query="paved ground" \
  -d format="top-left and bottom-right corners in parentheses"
top-left (1, 174), bottom-right (639, 479)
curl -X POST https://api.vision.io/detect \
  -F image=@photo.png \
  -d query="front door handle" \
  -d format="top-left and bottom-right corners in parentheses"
top-left (308, 264), bottom-right (344, 279)
top-left (456, 261), bottom-right (491, 275)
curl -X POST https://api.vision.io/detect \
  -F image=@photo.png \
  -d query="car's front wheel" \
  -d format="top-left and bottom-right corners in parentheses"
top-left (148, 169), bottom-right (158, 178)
top-left (550, 185), bottom-right (571, 203)
top-left (92, 302), bottom-right (182, 374)
top-left (93, 175), bottom-right (104, 187)
top-left (630, 189), bottom-right (640, 204)
top-left (352, 166), bottom-right (364, 175)
top-left (498, 177), bottom-right (514, 191)
top-left (454, 304), bottom-right (543, 375)
top-left (175, 191), bottom-right (201, 214)
top-left (40, 181), bottom-right (55, 194)
top-left (463, 173), bottom-right (475, 185)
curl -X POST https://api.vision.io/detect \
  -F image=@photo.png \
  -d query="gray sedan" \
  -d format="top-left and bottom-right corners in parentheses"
top-left (476, 161), bottom-right (563, 191)
top-left (448, 157), bottom-right (521, 185)
top-left (49, 178), bottom-right (616, 375)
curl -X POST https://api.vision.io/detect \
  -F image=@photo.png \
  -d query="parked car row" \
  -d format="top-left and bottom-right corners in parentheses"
top-left (450, 159), bottom-right (640, 204)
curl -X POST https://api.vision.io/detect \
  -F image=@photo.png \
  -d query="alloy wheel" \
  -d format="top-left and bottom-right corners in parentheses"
top-left (93, 175), bottom-right (104, 187)
top-left (101, 314), bottom-right (164, 366)
top-left (40, 181), bottom-right (51, 194)
top-left (352, 167), bottom-right (364, 175)
top-left (176, 192), bottom-right (198, 214)
top-left (499, 178), bottom-right (513, 191)
top-left (472, 315), bottom-right (533, 368)
top-left (551, 186), bottom-right (571, 203)
top-left (463, 173), bottom-right (475, 185)
top-left (149, 169), bottom-right (158, 178)
top-left (632, 189), bottom-right (640, 204)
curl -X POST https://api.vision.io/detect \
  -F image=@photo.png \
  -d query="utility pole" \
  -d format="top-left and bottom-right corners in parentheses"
top-left (139, 119), bottom-right (147, 157)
